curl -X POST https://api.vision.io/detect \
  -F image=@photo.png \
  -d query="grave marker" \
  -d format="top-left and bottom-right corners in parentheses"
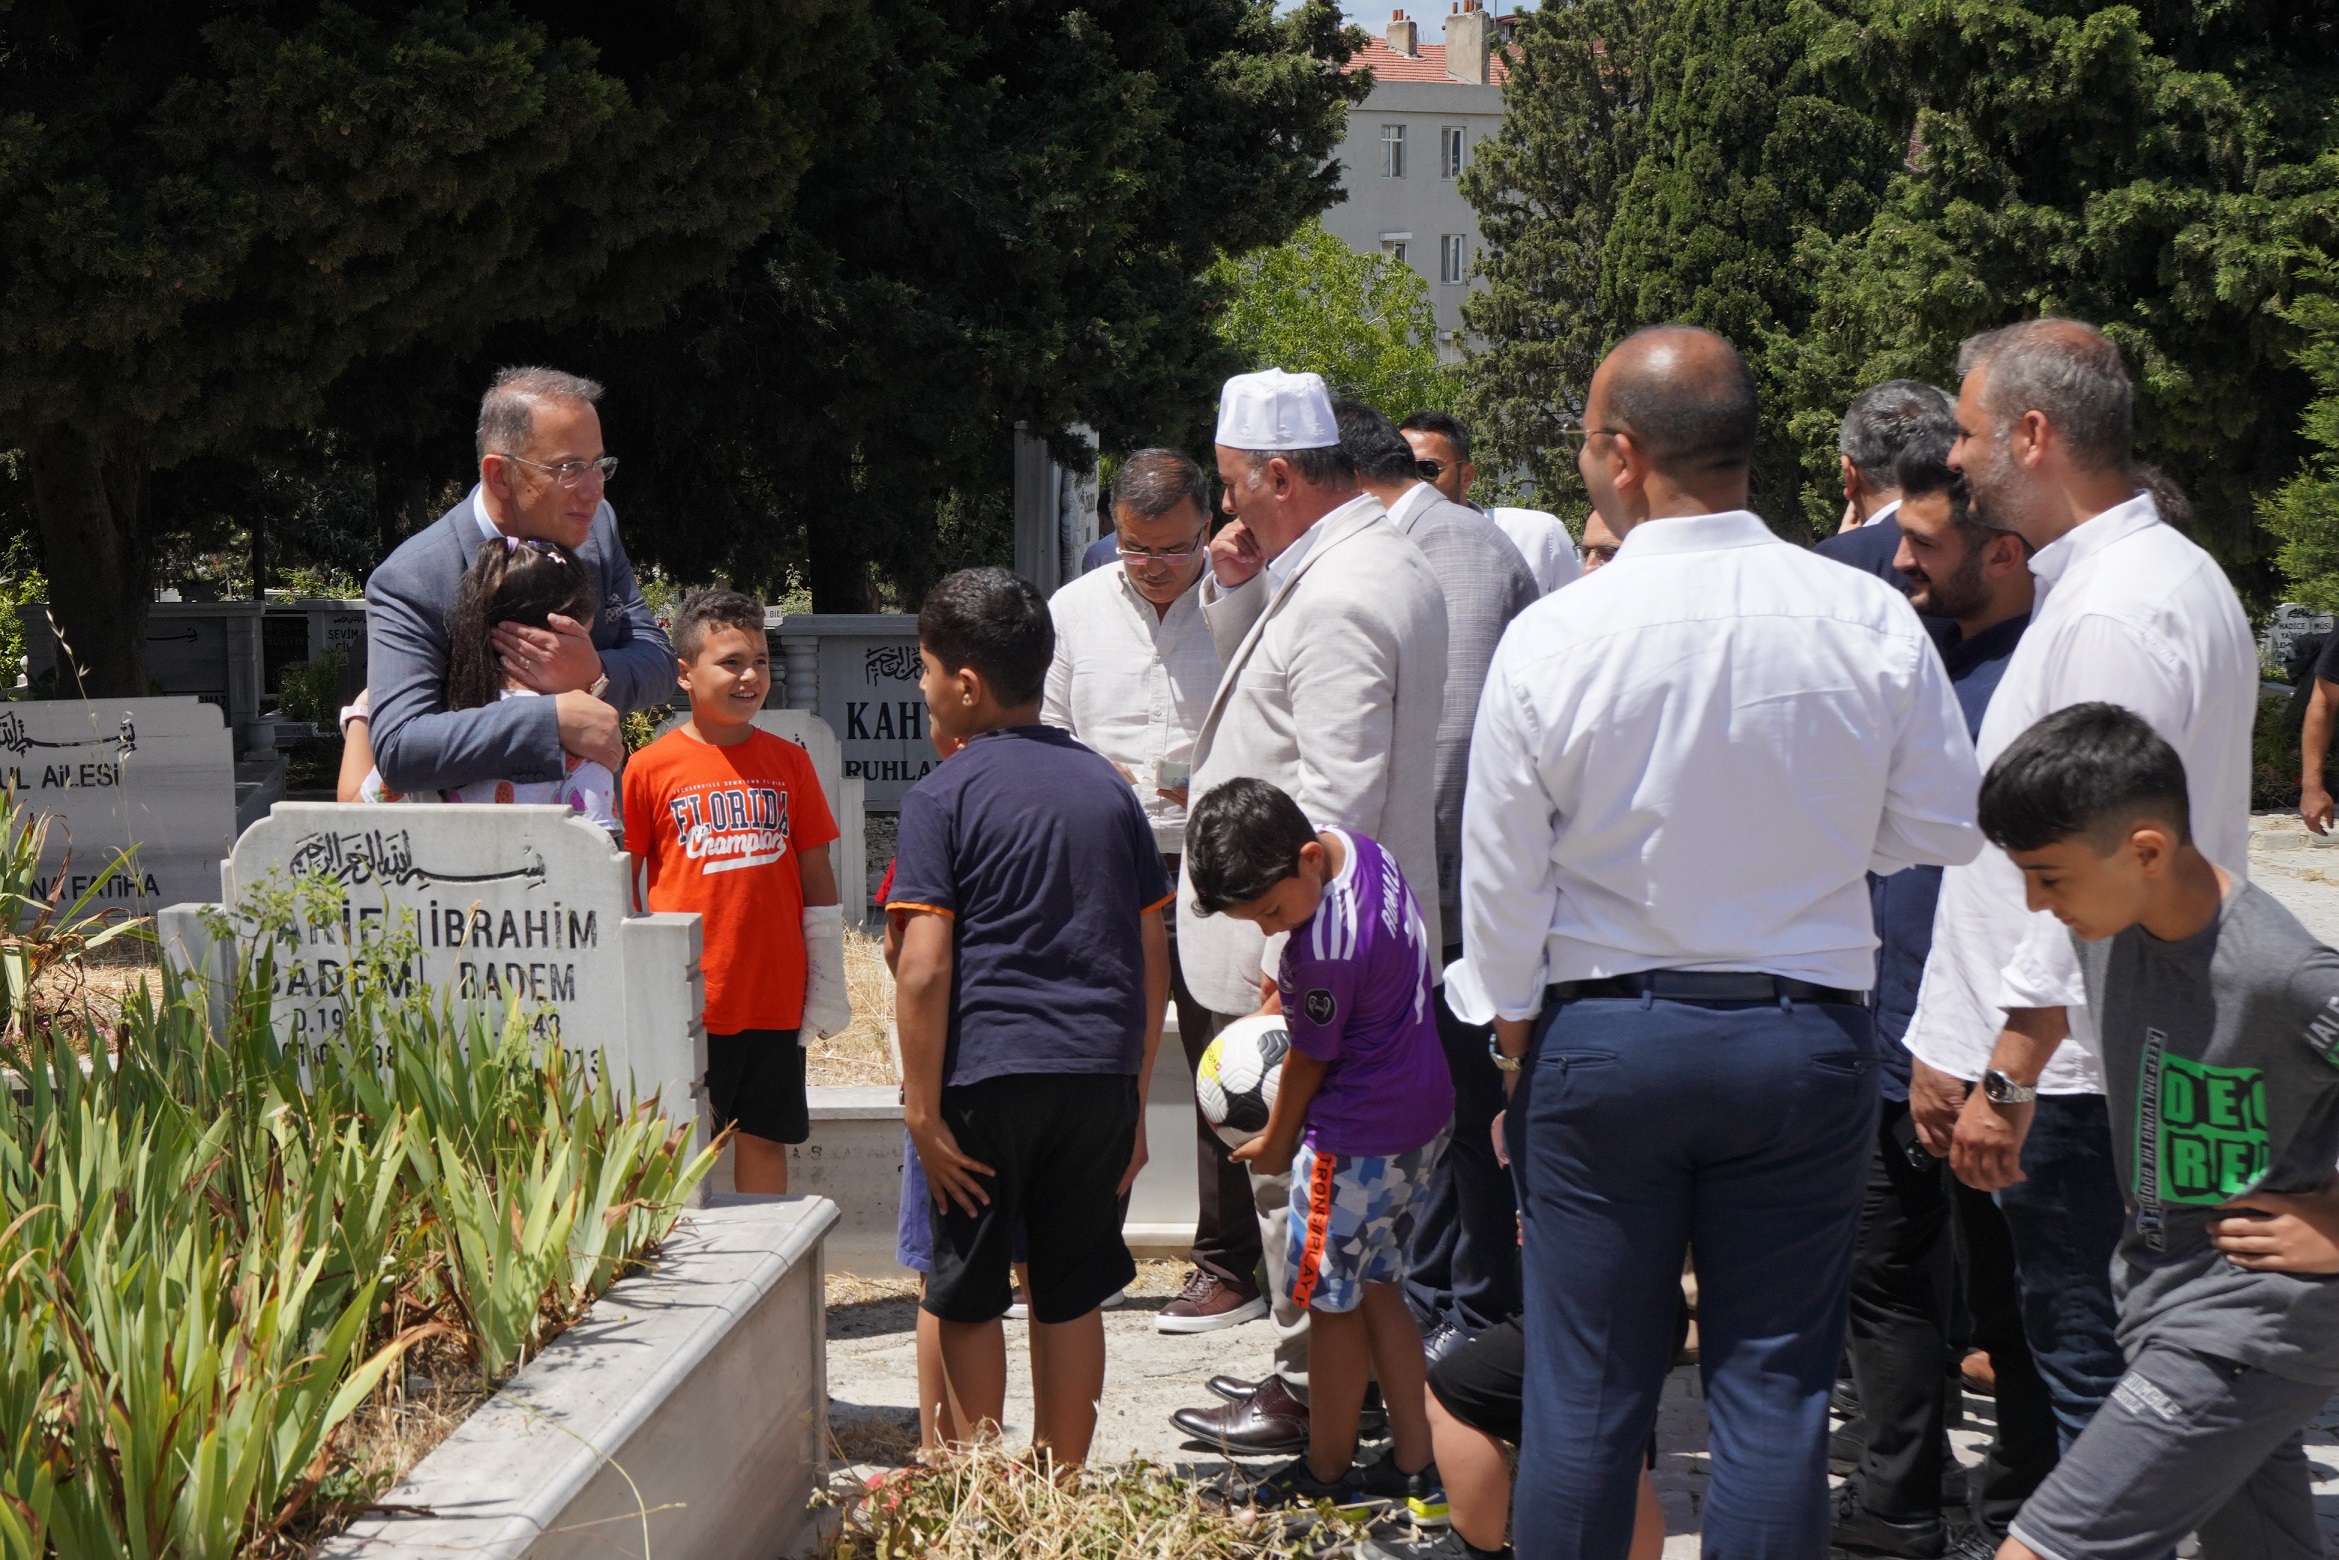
top-left (1, 696), bottom-right (235, 913)
top-left (766, 614), bottom-right (934, 808)
top-left (158, 802), bottom-right (705, 1133)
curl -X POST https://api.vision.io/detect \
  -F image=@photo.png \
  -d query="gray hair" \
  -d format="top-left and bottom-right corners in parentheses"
top-left (1110, 448), bottom-right (1209, 523)
top-left (1956, 319), bottom-right (2132, 474)
top-left (1234, 445), bottom-right (1356, 488)
top-left (476, 366), bottom-right (605, 461)
top-left (1839, 379), bottom-right (1956, 483)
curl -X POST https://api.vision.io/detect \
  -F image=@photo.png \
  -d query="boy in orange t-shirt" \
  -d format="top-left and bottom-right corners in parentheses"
top-left (624, 589), bottom-right (850, 1193)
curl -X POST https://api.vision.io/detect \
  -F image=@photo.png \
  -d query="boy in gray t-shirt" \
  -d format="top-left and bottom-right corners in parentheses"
top-left (1977, 703), bottom-right (2339, 1560)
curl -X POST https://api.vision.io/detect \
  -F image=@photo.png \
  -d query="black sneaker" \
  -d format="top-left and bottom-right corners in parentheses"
top-left (1353, 1446), bottom-right (1450, 1524)
top-left (1831, 1478), bottom-right (1946, 1558)
top-left (1249, 1454), bottom-right (1358, 1511)
top-left (1943, 1522), bottom-right (2003, 1560)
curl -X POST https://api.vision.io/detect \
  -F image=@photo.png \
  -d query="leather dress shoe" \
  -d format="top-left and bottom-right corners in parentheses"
top-left (1421, 1319), bottom-right (1471, 1365)
top-left (1172, 1374), bottom-right (1310, 1454)
top-left (1207, 1374), bottom-right (1262, 1403)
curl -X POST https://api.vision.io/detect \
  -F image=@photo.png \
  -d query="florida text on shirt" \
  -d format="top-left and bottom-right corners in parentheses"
top-left (666, 783), bottom-right (792, 874)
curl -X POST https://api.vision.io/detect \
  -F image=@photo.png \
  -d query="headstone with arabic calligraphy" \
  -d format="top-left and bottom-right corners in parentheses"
top-left (156, 802), bottom-right (705, 1131)
top-left (0, 697), bottom-right (235, 913)
top-left (768, 614), bottom-right (936, 808)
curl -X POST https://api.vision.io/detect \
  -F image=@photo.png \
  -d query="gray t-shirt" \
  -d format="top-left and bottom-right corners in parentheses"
top-left (2075, 880), bottom-right (2339, 1383)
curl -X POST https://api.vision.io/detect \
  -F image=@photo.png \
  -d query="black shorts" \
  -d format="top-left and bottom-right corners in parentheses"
top-left (706, 1028), bottom-right (809, 1145)
top-left (922, 1072), bottom-right (1139, 1325)
top-left (1430, 1313), bottom-right (1672, 1468)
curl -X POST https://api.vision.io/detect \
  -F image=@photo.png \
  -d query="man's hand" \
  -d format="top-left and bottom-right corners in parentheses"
top-left (1908, 1058), bottom-right (1969, 1158)
top-left (1156, 785), bottom-right (1190, 806)
top-left (1494, 1016), bottom-right (1534, 1098)
top-left (553, 691), bottom-right (623, 773)
top-left (1210, 518), bottom-right (1264, 589)
top-left (497, 613), bottom-right (603, 695)
top-left (2208, 1180), bottom-right (2339, 1273)
top-left (906, 1109), bottom-right (996, 1218)
top-left (2304, 783), bottom-right (2335, 837)
top-left (1117, 1115), bottom-right (1151, 1197)
top-left (1950, 1086), bottom-right (2033, 1191)
top-left (1230, 1133), bottom-right (1293, 1179)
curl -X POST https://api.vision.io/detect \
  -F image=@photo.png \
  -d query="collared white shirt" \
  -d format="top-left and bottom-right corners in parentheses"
top-left (473, 489), bottom-right (503, 540)
top-left (1904, 494), bottom-right (2258, 1090)
top-left (1042, 564), bottom-right (1221, 854)
top-left (1265, 511), bottom-right (1332, 592)
top-left (1860, 497), bottom-right (1904, 530)
top-left (1453, 509), bottom-right (1981, 1019)
top-left (1486, 506), bottom-right (1582, 594)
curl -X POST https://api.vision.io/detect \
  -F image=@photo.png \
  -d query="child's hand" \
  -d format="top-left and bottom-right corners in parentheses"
top-left (1230, 1134), bottom-right (1293, 1179)
top-left (907, 1115), bottom-right (995, 1218)
top-left (2209, 1179), bottom-right (2339, 1273)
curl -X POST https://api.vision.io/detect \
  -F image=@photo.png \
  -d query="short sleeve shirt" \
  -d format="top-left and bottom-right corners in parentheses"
top-left (1277, 829), bottom-right (1454, 1156)
top-left (887, 725), bottom-right (1173, 1087)
top-left (623, 727), bottom-right (839, 1033)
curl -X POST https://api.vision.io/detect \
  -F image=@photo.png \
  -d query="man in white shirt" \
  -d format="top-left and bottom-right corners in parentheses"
top-left (1399, 410), bottom-right (1581, 594)
top-left (1458, 325), bottom-right (1982, 1557)
top-left (1042, 449), bottom-right (1264, 1337)
top-left (1167, 369), bottom-right (1447, 1456)
top-left (1902, 318), bottom-right (2258, 1460)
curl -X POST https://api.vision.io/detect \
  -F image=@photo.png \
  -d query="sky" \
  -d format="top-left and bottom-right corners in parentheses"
top-left (1279, 1), bottom-right (1542, 44)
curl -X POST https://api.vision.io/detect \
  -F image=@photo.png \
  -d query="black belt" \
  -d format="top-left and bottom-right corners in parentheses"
top-left (1548, 970), bottom-right (1864, 1007)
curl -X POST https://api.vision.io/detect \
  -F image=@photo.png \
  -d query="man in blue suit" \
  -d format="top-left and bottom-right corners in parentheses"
top-left (1817, 381), bottom-right (1957, 589)
top-left (364, 367), bottom-right (674, 793)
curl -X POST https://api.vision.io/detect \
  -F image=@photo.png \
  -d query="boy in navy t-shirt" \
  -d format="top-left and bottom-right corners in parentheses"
top-left (1187, 777), bottom-right (1454, 1513)
top-left (887, 566), bottom-right (1172, 1466)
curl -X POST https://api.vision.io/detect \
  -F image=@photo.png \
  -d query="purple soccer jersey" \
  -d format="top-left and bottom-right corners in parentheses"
top-left (1275, 829), bottom-right (1455, 1156)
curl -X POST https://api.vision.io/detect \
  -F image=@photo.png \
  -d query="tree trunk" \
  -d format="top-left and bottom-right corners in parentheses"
top-left (24, 425), bottom-right (150, 698)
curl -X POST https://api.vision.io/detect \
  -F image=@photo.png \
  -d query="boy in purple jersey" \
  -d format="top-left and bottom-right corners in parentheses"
top-left (1187, 777), bottom-right (1455, 1514)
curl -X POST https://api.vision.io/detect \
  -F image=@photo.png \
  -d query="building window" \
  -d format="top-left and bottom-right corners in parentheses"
top-left (1383, 240), bottom-right (1408, 265)
top-left (1441, 126), bottom-right (1465, 178)
top-left (1440, 233), bottom-right (1467, 285)
top-left (1381, 124), bottom-right (1407, 178)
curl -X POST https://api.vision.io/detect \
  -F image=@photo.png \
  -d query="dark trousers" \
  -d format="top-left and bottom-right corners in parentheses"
top-left (1993, 1094), bottom-right (2126, 1450)
top-left (1171, 929), bottom-right (1257, 1291)
top-left (1949, 1175), bottom-right (2058, 1536)
top-left (1509, 994), bottom-right (1878, 1560)
top-left (1403, 963), bottom-right (1521, 1335)
top-left (1846, 1100), bottom-right (1957, 1519)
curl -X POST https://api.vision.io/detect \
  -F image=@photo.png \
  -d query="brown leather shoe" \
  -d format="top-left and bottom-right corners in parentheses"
top-left (1207, 1374), bottom-right (1263, 1402)
top-left (1171, 1373), bottom-right (1310, 1454)
top-left (1155, 1269), bottom-right (1269, 1335)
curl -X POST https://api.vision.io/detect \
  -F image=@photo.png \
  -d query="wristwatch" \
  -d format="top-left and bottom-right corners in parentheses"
top-left (1981, 1068), bottom-right (2038, 1106)
top-left (1487, 1036), bottom-right (1524, 1074)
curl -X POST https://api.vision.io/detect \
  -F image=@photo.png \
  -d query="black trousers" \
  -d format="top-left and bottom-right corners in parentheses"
top-left (1170, 922), bottom-right (1258, 1291)
top-left (1402, 964), bottom-right (1521, 1335)
top-left (1844, 1099), bottom-right (2058, 1531)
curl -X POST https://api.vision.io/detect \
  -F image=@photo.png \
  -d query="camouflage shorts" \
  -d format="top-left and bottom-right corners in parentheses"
top-left (1282, 1131), bottom-right (1448, 1314)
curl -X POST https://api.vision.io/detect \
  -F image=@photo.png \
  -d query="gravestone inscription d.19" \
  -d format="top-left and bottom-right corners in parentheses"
top-left (158, 802), bottom-right (706, 1132)
top-left (1, 696), bottom-right (234, 912)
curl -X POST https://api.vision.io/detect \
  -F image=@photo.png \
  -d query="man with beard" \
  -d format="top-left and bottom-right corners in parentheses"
top-left (1902, 320), bottom-right (2257, 1497)
top-left (1833, 455), bottom-right (2056, 1560)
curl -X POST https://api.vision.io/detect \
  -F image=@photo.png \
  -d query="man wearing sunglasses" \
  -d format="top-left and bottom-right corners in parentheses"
top-left (1042, 449), bottom-right (1263, 1336)
top-left (365, 365), bottom-right (673, 794)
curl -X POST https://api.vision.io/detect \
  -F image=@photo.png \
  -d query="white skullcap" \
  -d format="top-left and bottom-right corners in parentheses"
top-left (1215, 369), bottom-right (1339, 451)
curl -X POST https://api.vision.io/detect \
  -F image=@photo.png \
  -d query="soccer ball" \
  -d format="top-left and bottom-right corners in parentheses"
top-left (1196, 1014), bottom-right (1290, 1148)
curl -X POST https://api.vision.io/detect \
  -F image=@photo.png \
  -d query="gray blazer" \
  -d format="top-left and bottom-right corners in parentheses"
top-left (1180, 495), bottom-right (1449, 1016)
top-left (1388, 488), bottom-right (1539, 949)
top-left (365, 488), bottom-right (674, 793)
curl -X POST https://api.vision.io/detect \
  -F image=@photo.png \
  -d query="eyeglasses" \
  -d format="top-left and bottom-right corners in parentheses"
top-left (500, 453), bottom-right (618, 488)
top-left (1558, 422), bottom-right (1622, 457)
top-left (1116, 530), bottom-right (1209, 567)
top-left (1415, 458), bottom-right (1446, 481)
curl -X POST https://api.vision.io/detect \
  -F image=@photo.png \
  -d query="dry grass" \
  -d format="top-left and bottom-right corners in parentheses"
top-left (807, 928), bottom-right (898, 1087)
top-left (267, 1339), bottom-right (490, 1558)
top-left (822, 1442), bottom-right (1348, 1559)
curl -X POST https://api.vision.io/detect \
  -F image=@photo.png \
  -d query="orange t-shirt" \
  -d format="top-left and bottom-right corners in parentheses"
top-left (623, 727), bottom-right (840, 1034)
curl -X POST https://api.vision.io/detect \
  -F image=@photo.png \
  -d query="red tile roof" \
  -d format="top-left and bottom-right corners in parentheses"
top-left (1344, 35), bottom-right (1512, 87)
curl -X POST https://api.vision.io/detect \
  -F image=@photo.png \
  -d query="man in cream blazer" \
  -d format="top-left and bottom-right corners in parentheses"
top-left (1168, 370), bottom-right (1448, 1455)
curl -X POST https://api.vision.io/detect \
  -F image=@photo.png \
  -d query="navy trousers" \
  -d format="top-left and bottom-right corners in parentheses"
top-left (1993, 1093), bottom-right (2126, 1451)
top-left (1404, 969), bottom-right (1523, 1336)
top-left (1508, 993), bottom-right (1879, 1560)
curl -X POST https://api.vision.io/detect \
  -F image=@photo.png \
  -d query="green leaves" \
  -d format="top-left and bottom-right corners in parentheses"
top-left (0, 840), bottom-right (713, 1557)
top-left (1206, 220), bottom-right (1452, 421)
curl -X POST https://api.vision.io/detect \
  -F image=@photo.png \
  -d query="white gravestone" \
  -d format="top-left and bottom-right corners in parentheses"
top-left (0, 697), bottom-right (234, 914)
top-left (767, 614), bottom-right (936, 809)
top-left (157, 802), bottom-right (705, 1135)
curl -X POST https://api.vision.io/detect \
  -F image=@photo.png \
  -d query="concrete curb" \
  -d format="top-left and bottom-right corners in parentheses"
top-left (324, 1196), bottom-right (838, 1560)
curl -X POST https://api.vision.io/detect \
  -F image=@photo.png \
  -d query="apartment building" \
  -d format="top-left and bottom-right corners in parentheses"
top-left (1317, 2), bottom-right (1512, 349)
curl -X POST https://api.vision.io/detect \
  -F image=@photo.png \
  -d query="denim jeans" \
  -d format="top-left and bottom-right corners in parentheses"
top-left (1992, 1093), bottom-right (2127, 1450)
top-left (1508, 993), bottom-right (1878, 1560)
